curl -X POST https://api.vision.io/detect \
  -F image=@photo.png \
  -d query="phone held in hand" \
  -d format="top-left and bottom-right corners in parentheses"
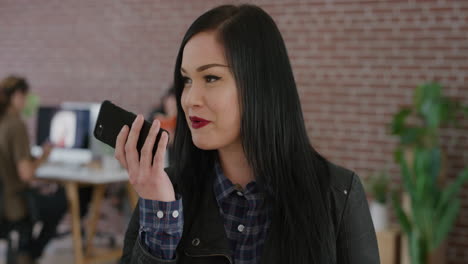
top-left (93, 100), bottom-right (169, 157)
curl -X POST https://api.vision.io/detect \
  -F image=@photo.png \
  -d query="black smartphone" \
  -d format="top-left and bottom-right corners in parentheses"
top-left (93, 100), bottom-right (168, 157)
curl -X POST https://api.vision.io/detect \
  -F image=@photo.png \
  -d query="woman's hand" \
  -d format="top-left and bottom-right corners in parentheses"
top-left (114, 114), bottom-right (175, 201)
top-left (41, 142), bottom-right (53, 160)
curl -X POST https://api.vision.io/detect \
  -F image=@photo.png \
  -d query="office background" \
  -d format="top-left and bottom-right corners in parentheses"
top-left (0, 0), bottom-right (467, 263)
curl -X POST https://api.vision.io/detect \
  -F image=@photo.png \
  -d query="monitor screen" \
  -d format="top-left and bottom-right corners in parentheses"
top-left (36, 106), bottom-right (91, 149)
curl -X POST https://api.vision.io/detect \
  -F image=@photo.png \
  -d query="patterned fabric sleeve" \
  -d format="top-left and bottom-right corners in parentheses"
top-left (139, 196), bottom-right (183, 259)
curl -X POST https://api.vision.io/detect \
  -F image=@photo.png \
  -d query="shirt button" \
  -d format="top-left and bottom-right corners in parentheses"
top-left (156, 210), bottom-right (164, 219)
top-left (236, 191), bottom-right (244, 196)
top-left (172, 210), bottom-right (179, 218)
top-left (237, 224), bottom-right (245, 233)
top-left (192, 238), bottom-right (200, 246)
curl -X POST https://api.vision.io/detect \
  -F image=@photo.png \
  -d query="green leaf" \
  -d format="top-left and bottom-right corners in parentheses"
top-left (436, 169), bottom-right (468, 214)
top-left (432, 199), bottom-right (460, 249)
top-left (392, 192), bottom-right (412, 234)
top-left (443, 99), bottom-right (459, 125)
top-left (22, 93), bottom-right (40, 118)
top-left (412, 148), bottom-right (426, 203)
top-left (409, 231), bottom-right (426, 264)
top-left (395, 149), bottom-right (416, 199)
top-left (426, 103), bottom-right (442, 129)
top-left (391, 108), bottom-right (412, 135)
top-left (428, 148), bottom-right (441, 183)
top-left (415, 83), bottom-right (443, 129)
top-left (366, 170), bottom-right (390, 204)
top-left (413, 148), bottom-right (441, 206)
top-left (400, 127), bottom-right (424, 146)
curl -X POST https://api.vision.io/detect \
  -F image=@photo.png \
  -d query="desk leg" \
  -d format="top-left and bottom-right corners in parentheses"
top-left (85, 184), bottom-right (105, 256)
top-left (127, 183), bottom-right (138, 208)
top-left (65, 182), bottom-right (84, 264)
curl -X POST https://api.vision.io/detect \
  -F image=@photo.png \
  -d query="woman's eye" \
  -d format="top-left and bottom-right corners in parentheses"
top-left (204, 75), bottom-right (221, 83)
top-left (182, 76), bottom-right (192, 85)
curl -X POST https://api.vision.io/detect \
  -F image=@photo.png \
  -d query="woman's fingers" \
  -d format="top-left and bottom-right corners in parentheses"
top-left (152, 131), bottom-right (169, 172)
top-left (125, 115), bottom-right (144, 174)
top-left (140, 119), bottom-right (161, 170)
top-left (115, 125), bottom-right (129, 170)
top-left (115, 114), bottom-right (172, 200)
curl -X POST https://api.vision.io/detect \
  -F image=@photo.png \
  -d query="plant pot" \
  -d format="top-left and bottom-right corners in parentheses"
top-left (401, 234), bottom-right (446, 264)
top-left (370, 201), bottom-right (388, 231)
top-left (428, 241), bottom-right (446, 264)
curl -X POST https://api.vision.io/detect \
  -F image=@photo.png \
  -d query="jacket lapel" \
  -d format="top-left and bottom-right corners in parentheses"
top-left (181, 169), bottom-right (232, 262)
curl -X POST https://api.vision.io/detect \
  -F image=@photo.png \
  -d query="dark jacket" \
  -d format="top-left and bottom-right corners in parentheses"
top-left (121, 161), bottom-right (380, 264)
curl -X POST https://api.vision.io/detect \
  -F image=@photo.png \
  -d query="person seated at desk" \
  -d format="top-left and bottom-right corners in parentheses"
top-left (0, 76), bottom-right (67, 264)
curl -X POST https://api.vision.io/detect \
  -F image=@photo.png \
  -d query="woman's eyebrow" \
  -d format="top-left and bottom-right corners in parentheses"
top-left (181, 63), bottom-right (228, 73)
top-left (197, 63), bottom-right (228, 72)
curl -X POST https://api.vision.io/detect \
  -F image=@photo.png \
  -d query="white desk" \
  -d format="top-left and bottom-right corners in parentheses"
top-left (37, 164), bottom-right (129, 184)
top-left (36, 163), bottom-right (137, 264)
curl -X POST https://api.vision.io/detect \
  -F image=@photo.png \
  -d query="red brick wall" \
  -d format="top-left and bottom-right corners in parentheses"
top-left (1, 0), bottom-right (467, 262)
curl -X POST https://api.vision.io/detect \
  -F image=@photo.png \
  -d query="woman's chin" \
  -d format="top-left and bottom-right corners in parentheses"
top-left (192, 137), bottom-right (217, 150)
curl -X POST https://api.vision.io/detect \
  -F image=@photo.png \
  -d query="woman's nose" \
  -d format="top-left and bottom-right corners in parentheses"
top-left (184, 82), bottom-right (204, 108)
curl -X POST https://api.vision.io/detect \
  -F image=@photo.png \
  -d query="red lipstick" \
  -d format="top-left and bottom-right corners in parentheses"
top-left (189, 116), bottom-right (211, 129)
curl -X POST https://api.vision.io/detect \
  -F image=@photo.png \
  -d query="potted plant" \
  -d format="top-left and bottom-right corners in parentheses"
top-left (391, 82), bottom-right (468, 264)
top-left (365, 170), bottom-right (391, 231)
top-left (22, 93), bottom-right (40, 118)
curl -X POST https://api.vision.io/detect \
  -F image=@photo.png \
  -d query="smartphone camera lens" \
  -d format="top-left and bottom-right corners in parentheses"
top-left (96, 124), bottom-right (103, 137)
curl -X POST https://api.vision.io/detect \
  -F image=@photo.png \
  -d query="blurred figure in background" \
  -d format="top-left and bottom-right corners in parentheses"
top-left (148, 86), bottom-right (177, 144)
top-left (0, 76), bottom-right (67, 264)
top-left (148, 86), bottom-right (177, 165)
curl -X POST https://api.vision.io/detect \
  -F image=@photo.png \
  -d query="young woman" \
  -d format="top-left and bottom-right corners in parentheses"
top-left (118, 4), bottom-right (379, 264)
top-left (0, 76), bottom-right (67, 264)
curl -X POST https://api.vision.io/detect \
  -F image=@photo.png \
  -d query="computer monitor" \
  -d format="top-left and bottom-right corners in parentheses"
top-left (61, 101), bottom-right (110, 157)
top-left (36, 106), bottom-right (90, 149)
top-left (33, 102), bottom-right (104, 164)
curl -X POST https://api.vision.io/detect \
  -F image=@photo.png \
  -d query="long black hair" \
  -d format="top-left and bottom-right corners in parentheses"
top-left (0, 76), bottom-right (29, 118)
top-left (171, 4), bottom-right (335, 263)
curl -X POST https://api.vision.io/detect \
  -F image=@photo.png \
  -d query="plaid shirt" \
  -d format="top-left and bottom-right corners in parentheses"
top-left (213, 162), bottom-right (270, 264)
top-left (139, 196), bottom-right (183, 259)
top-left (139, 162), bottom-right (270, 263)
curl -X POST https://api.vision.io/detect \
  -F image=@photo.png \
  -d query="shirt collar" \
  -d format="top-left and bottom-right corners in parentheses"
top-left (213, 161), bottom-right (260, 204)
top-left (213, 161), bottom-right (236, 203)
